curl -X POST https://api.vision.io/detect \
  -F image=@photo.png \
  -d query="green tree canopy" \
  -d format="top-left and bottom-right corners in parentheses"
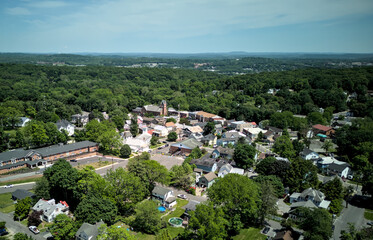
top-left (75, 194), bottom-right (118, 225)
top-left (49, 214), bottom-right (77, 240)
top-left (167, 131), bottom-right (177, 141)
top-left (233, 144), bottom-right (256, 169)
top-left (120, 144), bottom-right (132, 158)
top-left (208, 174), bottom-right (260, 234)
top-left (132, 200), bottom-right (161, 234)
top-left (186, 202), bottom-right (228, 240)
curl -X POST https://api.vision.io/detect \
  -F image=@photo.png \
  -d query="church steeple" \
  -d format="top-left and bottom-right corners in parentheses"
top-left (160, 100), bottom-right (168, 116)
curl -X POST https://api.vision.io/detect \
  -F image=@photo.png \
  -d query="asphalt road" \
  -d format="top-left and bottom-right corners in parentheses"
top-left (0, 182), bottom-right (35, 194)
top-left (0, 212), bottom-right (45, 240)
top-left (333, 200), bottom-right (366, 239)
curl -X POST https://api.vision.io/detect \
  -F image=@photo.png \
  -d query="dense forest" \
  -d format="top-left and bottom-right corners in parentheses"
top-left (1, 53), bottom-right (373, 75)
top-left (0, 63), bottom-right (372, 127)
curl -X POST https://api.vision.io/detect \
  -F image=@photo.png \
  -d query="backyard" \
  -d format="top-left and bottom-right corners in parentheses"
top-left (232, 228), bottom-right (266, 240)
top-left (0, 193), bottom-right (14, 213)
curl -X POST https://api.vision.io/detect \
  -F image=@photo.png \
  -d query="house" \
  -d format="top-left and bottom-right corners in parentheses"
top-left (169, 138), bottom-right (203, 155)
top-left (152, 125), bottom-right (168, 137)
top-left (289, 188), bottom-right (330, 210)
top-left (189, 158), bottom-right (217, 173)
top-left (200, 134), bottom-right (217, 146)
top-left (273, 230), bottom-right (294, 240)
top-left (165, 122), bottom-right (176, 131)
top-left (182, 200), bottom-right (200, 218)
top-left (75, 221), bottom-right (104, 240)
top-left (32, 199), bottom-right (69, 222)
top-left (198, 172), bottom-right (217, 188)
top-left (123, 138), bottom-right (150, 153)
top-left (71, 111), bottom-right (90, 126)
top-left (300, 148), bottom-right (319, 161)
top-left (230, 121), bottom-right (254, 132)
top-left (244, 128), bottom-right (266, 140)
top-left (152, 186), bottom-right (177, 208)
top-left (312, 124), bottom-right (334, 137)
top-left (16, 117), bottom-right (31, 127)
top-left (0, 141), bottom-right (99, 174)
top-left (327, 163), bottom-right (351, 178)
top-left (217, 131), bottom-right (243, 147)
top-left (211, 147), bottom-right (234, 160)
top-left (317, 157), bottom-right (350, 178)
top-left (12, 189), bottom-right (36, 201)
top-left (56, 120), bottom-right (75, 136)
top-left (133, 100), bottom-right (169, 116)
top-left (218, 163), bottom-right (244, 178)
top-left (195, 111), bottom-right (218, 122)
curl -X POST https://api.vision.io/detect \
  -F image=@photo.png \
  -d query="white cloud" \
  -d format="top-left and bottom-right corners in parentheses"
top-left (5, 7), bottom-right (31, 15)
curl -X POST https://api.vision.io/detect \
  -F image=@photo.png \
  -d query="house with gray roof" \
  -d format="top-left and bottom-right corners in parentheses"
top-left (12, 189), bottom-right (36, 201)
top-left (169, 138), bottom-right (203, 155)
top-left (152, 185), bottom-right (176, 208)
top-left (32, 199), bottom-right (69, 222)
top-left (0, 141), bottom-right (98, 173)
top-left (300, 148), bottom-right (320, 161)
top-left (289, 188), bottom-right (330, 210)
top-left (56, 119), bottom-right (75, 136)
top-left (218, 163), bottom-right (244, 178)
top-left (182, 200), bottom-right (200, 218)
top-left (212, 147), bottom-right (234, 160)
top-left (198, 172), bottom-right (217, 188)
top-left (75, 221), bottom-right (104, 240)
top-left (189, 158), bottom-right (217, 173)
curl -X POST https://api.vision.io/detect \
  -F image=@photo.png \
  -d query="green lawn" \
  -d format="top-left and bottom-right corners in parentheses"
top-left (232, 228), bottom-right (266, 240)
top-left (0, 176), bottom-right (42, 186)
top-left (0, 193), bottom-right (14, 213)
top-left (364, 209), bottom-right (373, 221)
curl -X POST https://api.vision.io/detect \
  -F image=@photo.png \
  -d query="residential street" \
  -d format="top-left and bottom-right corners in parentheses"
top-left (0, 182), bottom-right (35, 194)
top-left (333, 200), bottom-right (366, 239)
top-left (0, 212), bottom-right (46, 240)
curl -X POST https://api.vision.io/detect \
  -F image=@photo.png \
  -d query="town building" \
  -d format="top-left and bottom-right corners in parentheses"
top-left (0, 141), bottom-right (98, 174)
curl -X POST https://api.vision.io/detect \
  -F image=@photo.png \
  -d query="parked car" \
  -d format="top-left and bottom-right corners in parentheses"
top-left (29, 226), bottom-right (40, 234)
top-left (3, 184), bottom-right (13, 188)
top-left (177, 194), bottom-right (188, 200)
top-left (262, 226), bottom-right (270, 235)
top-left (0, 228), bottom-right (8, 236)
top-left (368, 221), bottom-right (373, 226)
top-left (70, 159), bottom-right (77, 162)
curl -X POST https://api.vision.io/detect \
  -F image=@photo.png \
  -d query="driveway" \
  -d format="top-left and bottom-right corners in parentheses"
top-left (168, 186), bottom-right (208, 203)
top-left (0, 212), bottom-right (46, 240)
top-left (0, 182), bottom-right (35, 194)
top-left (333, 200), bottom-right (366, 239)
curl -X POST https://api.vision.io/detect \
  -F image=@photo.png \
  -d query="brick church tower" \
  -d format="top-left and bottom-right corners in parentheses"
top-left (160, 100), bottom-right (168, 116)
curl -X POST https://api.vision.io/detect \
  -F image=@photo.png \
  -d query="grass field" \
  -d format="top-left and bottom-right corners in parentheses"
top-left (0, 193), bottom-right (15, 213)
top-left (232, 228), bottom-right (266, 240)
top-left (364, 209), bottom-right (373, 221)
top-left (0, 175), bottom-right (42, 186)
top-left (74, 160), bottom-right (111, 170)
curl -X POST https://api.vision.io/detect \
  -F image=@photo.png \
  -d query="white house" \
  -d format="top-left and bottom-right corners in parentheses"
top-left (153, 125), bottom-right (169, 137)
top-left (32, 199), bottom-right (69, 222)
top-left (289, 188), bottom-right (330, 210)
top-left (152, 186), bottom-right (177, 208)
top-left (300, 148), bottom-right (320, 161)
top-left (218, 163), bottom-right (244, 178)
top-left (56, 120), bottom-right (75, 136)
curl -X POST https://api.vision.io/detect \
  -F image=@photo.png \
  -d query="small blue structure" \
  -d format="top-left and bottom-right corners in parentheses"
top-left (158, 206), bottom-right (166, 213)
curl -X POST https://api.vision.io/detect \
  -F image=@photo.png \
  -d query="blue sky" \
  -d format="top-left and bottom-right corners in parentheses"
top-left (1, 0), bottom-right (373, 53)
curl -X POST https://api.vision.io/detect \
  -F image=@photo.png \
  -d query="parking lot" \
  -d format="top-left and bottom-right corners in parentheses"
top-left (69, 155), bottom-right (123, 167)
top-left (150, 153), bottom-right (184, 170)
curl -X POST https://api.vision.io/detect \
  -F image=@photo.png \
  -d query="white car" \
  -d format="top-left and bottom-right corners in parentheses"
top-left (177, 194), bottom-right (188, 200)
top-left (29, 226), bottom-right (40, 234)
top-left (3, 184), bottom-right (13, 188)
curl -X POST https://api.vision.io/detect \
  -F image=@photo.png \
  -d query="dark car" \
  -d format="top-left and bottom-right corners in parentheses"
top-left (262, 227), bottom-right (270, 235)
top-left (70, 159), bottom-right (77, 162)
